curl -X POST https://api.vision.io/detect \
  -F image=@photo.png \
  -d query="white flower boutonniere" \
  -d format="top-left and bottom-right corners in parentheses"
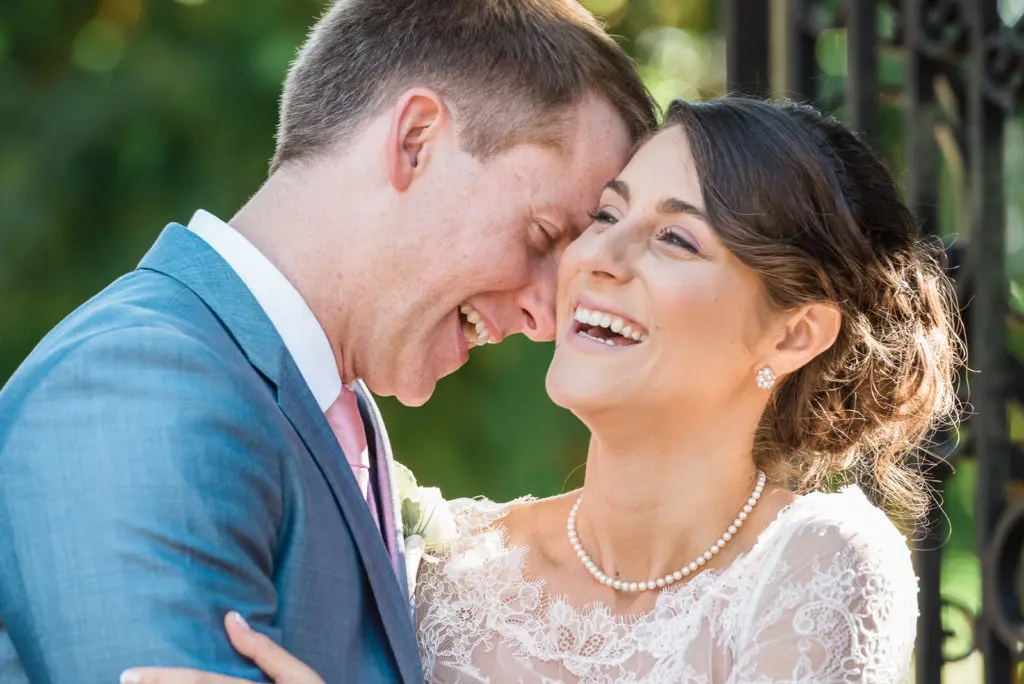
top-left (394, 462), bottom-right (458, 596)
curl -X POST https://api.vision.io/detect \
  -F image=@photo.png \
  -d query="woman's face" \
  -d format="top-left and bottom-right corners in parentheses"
top-left (546, 127), bottom-right (778, 418)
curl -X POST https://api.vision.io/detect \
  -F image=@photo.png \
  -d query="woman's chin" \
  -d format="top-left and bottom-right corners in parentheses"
top-left (545, 359), bottom-right (624, 413)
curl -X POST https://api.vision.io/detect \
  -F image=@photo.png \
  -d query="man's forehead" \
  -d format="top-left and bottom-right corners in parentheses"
top-left (520, 135), bottom-right (626, 236)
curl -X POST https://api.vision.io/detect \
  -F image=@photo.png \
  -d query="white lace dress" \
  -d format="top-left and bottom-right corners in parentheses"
top-left (414, 487), bottom-right (918, 684)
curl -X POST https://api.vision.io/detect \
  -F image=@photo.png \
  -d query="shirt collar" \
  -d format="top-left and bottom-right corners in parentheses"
top-left (186, 209), bottom-right (342, 411)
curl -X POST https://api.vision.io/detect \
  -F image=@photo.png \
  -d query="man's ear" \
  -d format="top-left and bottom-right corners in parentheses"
top-left (762, 301), bottom-right (842, 379)
top-left (384, 88), bottom-right (448, 192)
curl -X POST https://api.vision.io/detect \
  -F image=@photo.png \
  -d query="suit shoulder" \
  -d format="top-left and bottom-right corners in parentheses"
top-left (63, 269), bottom-right (225, 344)
top-left (12, 269), bottom-right (241, 381)
top-left (0, 270), bottom-right (275, 441)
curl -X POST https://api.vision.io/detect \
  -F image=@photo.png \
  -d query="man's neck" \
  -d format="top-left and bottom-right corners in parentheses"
top-left (229, 169), bottom-right (375, 385)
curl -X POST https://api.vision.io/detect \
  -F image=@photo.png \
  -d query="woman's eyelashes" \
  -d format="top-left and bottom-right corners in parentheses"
top-left (585, 206), bottom-right (702, 255)
top-left (587, 207), bottom-right (618, 225)
top-left (657, 227), bottom-right (700, 254)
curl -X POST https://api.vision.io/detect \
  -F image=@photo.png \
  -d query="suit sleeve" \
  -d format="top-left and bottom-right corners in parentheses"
top-left (0, 324), bottom-right (285, 683)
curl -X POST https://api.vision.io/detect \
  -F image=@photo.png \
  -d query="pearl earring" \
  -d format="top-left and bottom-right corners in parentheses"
top-left (755, 366), bottom-right (776, 390)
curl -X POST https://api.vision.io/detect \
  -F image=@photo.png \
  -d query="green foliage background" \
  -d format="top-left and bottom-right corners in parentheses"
top-left (3, 1), bottom-right (1022, 680)
top-left (0, 0), bottom-right (725, 502)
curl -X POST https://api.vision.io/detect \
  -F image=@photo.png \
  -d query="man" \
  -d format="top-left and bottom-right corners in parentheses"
top-left (0, 0), bottom-right (656, 681)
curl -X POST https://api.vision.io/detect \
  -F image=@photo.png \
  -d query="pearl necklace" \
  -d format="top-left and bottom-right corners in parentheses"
top-left (567, 470), bottom-right (767, 593)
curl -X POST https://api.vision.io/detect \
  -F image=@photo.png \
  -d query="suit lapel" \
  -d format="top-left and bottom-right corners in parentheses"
top-left (138, 225), bottom-right (285, 385)
top-left (354, 382), bottom-right (407, 596)
top-left (137, 224), bottom-right (421, 683)
top-left (276, 370), bottom-right (420, 681)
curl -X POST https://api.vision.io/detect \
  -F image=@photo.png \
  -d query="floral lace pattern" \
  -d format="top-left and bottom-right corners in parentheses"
top-left (414, 488), bottom-right (918, 684)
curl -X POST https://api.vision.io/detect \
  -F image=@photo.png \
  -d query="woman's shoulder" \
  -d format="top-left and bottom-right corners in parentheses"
top-left (421, 494), bottom-right (573, 582)
top-left (445, 493), bottom-right (574, 540)
top-left (776, 485), bottom-right (907, 536)
top-left (724, 488), bottom-right (919, 684)
top-left (445, 494), bottom-right (537, 538)
top-left (414, 495), bottom-right (552, 608)
top-left (428, 495), bottom-right (537, 568)
top-left (754, 485), bottom-right (915, 580)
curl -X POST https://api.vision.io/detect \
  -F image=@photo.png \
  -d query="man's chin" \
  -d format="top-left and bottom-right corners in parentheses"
top-left (392, 375), bottom-right (440, 407)
top-left (395, 357), bottom-right (471, 406)
top-left (394, 390), bottom-right (432, 408)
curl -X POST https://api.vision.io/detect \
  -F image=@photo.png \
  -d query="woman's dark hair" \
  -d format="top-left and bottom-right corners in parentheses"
top-left (663, 97), bottom-right (962, 522)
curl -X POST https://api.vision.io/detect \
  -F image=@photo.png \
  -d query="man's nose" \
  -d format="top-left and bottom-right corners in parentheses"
top-left (515, 264), bottom-right (558, 342)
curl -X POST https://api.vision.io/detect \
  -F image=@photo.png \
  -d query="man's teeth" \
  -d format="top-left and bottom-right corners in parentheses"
top-left (573, 306), bottom-right (648, 342)
top-left (460, 303), bottom-right (493, 345)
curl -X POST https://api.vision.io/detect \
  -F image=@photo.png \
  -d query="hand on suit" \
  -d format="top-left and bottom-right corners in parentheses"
top-left (122, 613), bottom-right (322, 684)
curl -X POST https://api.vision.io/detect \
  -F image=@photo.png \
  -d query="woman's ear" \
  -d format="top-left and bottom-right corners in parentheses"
top-left (765, 302), bottom-right (841, 377)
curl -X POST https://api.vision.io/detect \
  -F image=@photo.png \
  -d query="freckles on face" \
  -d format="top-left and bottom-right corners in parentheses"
top-left (380, 101), bottom-right (632, 402)
top-left (528, 96), bottom-right (635, 251)
top-left (451, 103), bottom-right (633, 342)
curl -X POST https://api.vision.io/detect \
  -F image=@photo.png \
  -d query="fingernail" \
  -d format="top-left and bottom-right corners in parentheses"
top-left (229, 611), bottom-right (250, 630)
top-left (120, 670), bottom-right (141, 684)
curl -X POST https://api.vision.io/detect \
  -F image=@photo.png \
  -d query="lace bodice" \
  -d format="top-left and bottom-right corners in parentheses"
top-left (414, 487), bottom-right (918, 684)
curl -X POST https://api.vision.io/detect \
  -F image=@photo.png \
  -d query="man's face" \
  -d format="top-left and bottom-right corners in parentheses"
top-left (370, 95), bottom-right (633, 406)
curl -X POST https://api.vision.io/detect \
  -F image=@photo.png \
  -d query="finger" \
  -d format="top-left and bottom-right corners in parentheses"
top-left (224, 612), bottom-right (323, 683)
top-left (120, 667), bottom-right (256, 684)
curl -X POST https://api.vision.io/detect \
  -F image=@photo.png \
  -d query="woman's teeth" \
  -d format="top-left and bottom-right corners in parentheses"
top-left (579, 330), bottom-right (617, 346)
top-left (459, 302), bottom-right (493, 346)
top-left (573, 306), bottom-right (648, 345)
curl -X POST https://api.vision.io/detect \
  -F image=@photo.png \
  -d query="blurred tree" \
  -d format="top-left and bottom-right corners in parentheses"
top-left (0, 0), bottom-right (723, 500)
top-left (2, 3), bottom-right (1018, 541)
top-left (3, 2), bottom-right (1022, 680)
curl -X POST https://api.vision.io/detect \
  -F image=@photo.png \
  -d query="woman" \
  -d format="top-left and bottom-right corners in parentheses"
top-left (124, 97), bottom-right (960, 683)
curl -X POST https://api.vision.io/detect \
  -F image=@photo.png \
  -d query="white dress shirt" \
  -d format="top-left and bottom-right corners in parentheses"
top-left (186, 209), bottom-right (342, 411)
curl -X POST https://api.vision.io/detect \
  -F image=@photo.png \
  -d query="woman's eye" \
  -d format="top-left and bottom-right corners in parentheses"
top-left (658, 228), bottom-right (699, 254)
top-left (587, 208), bottom-right (618, 225)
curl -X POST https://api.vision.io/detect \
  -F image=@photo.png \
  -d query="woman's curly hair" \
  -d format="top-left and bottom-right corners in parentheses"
top-left (664, 97), bottom-right (963, 523)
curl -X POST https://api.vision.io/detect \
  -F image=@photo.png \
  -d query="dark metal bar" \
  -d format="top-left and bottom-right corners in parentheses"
top-left (967, 0), bottom-right (1012, 679)
top-left (915, 475), bottom-right (951, 682)
top-left (724, 0), bottom-right (771, 98)
top-left (724, 1), bottom-right (1014, 679)
top-left (903, 1), bottom-right (947, 679)
top-left (903, 0), bottom-right (942, 240)
top-left (844, 0), bottom-right (879, 148)
top-left (785, 0), bottom-right (818, 101)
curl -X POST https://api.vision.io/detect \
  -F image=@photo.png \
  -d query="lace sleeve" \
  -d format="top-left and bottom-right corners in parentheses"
top-left (727, 505), bottom-right (918, 684)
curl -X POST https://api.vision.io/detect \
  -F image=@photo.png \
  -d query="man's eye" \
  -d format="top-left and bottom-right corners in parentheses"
top-left (534, 223), bottom-right (555, 248)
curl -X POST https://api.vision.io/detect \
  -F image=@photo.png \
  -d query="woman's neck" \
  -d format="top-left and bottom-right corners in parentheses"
top-left (573, 413), bottom-right (762, 584)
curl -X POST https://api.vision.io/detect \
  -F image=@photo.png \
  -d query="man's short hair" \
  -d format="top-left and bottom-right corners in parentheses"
top-left (272, 0), bottom-right (658, 171)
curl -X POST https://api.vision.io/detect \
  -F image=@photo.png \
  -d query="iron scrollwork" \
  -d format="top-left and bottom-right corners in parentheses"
top-left (724, 0), bottom-right (1019, 680)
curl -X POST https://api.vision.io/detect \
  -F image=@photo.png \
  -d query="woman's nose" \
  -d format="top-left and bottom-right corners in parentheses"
top-left (572, 222), bottom-right (634, 283)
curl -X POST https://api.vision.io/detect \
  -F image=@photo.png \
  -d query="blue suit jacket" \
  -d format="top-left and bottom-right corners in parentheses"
top-left (0, 225), bottom-right (423, 683)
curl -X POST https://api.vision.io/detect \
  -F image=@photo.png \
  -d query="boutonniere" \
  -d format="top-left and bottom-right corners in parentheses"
top-left (394, 462), bottom-right (458, 596)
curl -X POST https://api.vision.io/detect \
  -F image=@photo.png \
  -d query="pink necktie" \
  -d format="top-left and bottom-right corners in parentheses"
top-left (324, 388), bottom-right (370, 498)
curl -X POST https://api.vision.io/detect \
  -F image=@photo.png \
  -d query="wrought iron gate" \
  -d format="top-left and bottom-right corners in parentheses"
top-left (723, 1), bottom-right (1022, 681)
